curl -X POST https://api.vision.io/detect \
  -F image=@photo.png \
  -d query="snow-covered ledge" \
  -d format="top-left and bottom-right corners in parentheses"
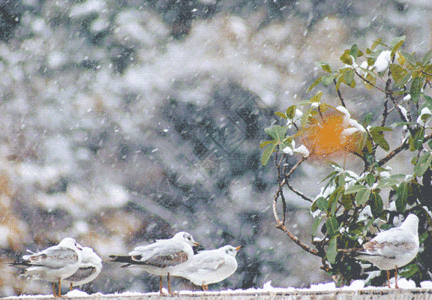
top-left (6, 280), bottom-right (432, 300)
top-left (5, 288), bottom-right (432, 300)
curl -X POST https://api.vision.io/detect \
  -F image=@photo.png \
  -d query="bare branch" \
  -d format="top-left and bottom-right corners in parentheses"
top-left (275, 223), bottom-right (321, 257)
top-left (286, 180), bottom-right (313, 203)
top-left (333, 79), bottom-right (346, 107)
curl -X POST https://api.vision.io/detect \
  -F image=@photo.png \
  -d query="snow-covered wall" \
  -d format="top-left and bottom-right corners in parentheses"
top-left (0, 0), bottom-right (431, 297)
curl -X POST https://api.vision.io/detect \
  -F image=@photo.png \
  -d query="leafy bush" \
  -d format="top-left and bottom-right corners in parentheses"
top-left (261, 36), bottom-right (432, 286)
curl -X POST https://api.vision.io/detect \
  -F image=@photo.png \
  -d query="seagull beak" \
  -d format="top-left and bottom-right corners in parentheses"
top-left (235, 246), bottom-right (241, 251)
top-left (193, 242), bottom-right (200, 246)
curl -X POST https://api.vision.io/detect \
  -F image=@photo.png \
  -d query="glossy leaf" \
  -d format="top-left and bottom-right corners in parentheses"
top-left (395, 181), bottom-right (408, 213)
top-left (415, 151), bottom-right (432, 176)
top-left (315, 61), bottom-right (332, 73)
top-left (350, 44), bottom-right (359, 60)
top-left (322, 74), bottom-right (336, 87)
top-left (275, 111), bottom-right (287, 119)
top-left (371, 192), bottom-right (383, 218)
top-left (264, 125), bottom-right (288, 142)
top-left (345, 185), bottom-right (368, 194)
top-left (390, 64), bottom-right (408, 84)
top-left (261, 142), bottom-right (276, 166)
top-left (327, 236), bottom-right (338, 264)
top-left (307, 77), bottom-right (322, 92)
top-left (340, 52), bottom-right (353, 65)
top-left (344, 69), bottom-right (355, 85)
top-left (421, 50), bottom-right (432, 65)
top-left (355, 188), bottom-right (371, 205)
top-left (400, 51), bottom-right (417, 65)
top-left (410, 77), bottom-right (422, 103)
top-left (326, 216), bottom-right (340, 237)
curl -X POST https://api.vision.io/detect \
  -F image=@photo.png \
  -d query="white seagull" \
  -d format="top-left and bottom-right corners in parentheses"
top-left (348, 214), bottom-right (419, 288)
top-left (63, 246), bottom-right (102, 291)
top-left (13, 237), bottom-right (83, 296)
top-left (171, 245), bottom-right (241, 291)
top-left (109, 231), bottom-right (199, 294)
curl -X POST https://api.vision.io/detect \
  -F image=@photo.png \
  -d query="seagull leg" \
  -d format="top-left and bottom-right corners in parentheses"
top-left (52, 282), bottom-right (57, 297)
top-left (159, 276), bottom-right (163, 295)
top-left (70, 283), bottom-right (73, 291)
top-left (167, 273), bottom-right (172, 294)
top-left (395, 267), bottom-right (399, 289)
top-left (58, 279), bottom-right (62, 297)
top-left (202, 284), bottom-right (208, 291)
top-left (386, 270), bottom-right (391, 288)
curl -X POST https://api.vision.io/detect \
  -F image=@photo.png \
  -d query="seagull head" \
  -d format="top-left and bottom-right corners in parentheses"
top-left (175, 232), bottom-right (200, 247)
top-left (400, 214), bottom-right (419, 236)
top-left (223, 245), bottom-right (241, 257)
top-left (59, 237), bottom-right (83, 250)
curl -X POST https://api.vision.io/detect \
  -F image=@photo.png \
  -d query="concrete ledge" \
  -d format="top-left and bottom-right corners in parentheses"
top-left (4, 289), bottom-right (432, 300)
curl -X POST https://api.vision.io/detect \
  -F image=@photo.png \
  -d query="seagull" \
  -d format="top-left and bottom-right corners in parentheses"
top-left (12, 237), bottom-right (83, 296)
top-left (63, 246), bottom-right (102, 291)
top-left (344, 214), bottom-right (419, 288)
top-left (171, 245), bottom-right (241, 291)
top-left (109, 231), bottom-right (199, 294)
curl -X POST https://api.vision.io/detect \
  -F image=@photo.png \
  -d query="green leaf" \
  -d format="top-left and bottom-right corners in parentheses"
top-left (371, 38), bottom-right (384, 50)
top-left (350, 44), bottom-right (359, 60)
top-left (326, 216), bottom-right (340, 237)
top-left (390, 36), bottom-right (406, 49)
top-left (375, 177), bottom-right (400, 189)
top-left (310, 91), bottom-right (323, 103)
top-left (260, 140), bottom-right (274, 148)
top-left (322, 74), bottom-right (336, 87)
top-left (395, 181), bottom-right (408, 213)
top-left (286, 105), bottom-right (297, 119)
top-left (421, 50), bottom-right (432, 65)
top-left (340, 52), bottom-right (353, 65)
top-left (311, 215), bottom-right (322, 237)
top-left (415, 151), bottom-right (432, 176)
top-left (315, 61), bottom-right (332, 73)
top-left (327, 236), bottom-right (338, 264)
top-left (344, 184), bottom-right (368, 194)
top-left (355, 188), bottom-right (371, 205)
top-left (316, 196), bottom-right (328, 212)
top-left (399, 70), bottom-right (413, 87)
top-left (371, 192), bottom-right (383, 218)
top-left (370, 129), bottom-right (390, 151)
top-left (410, 77), bottom-right (422, 103)
top-left (344, 68), bottom-right (355, 85)
top-left (390, 64), bottom-right (408, 84)
top-left (264, 125), bottom-right (288, 142)
top-left (341, 193), bottom-right (353, 211)
top-left (261, 142), bottom-right (276, 166)
top-left (400, 263), bottom-right (419, 279)
top-left (400, 51), bottom-right (417, 65)
top-left (390, 36), bottom-right (406, 57)
top-left (307, 77), bottom-right (322, 92)
top-left (275, 111), bottom-right (287, 119)
top-left (424, 94), bottom-right (432, 108)
top-left (366, 173), bottom-right (375, 187)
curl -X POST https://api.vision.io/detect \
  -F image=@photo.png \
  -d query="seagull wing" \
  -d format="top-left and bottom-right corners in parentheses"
top-left (23, 248), bottom-right (79, 269)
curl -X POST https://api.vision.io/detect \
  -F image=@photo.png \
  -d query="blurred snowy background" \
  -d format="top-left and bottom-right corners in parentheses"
top-left (0, 0), bottom-right (431, 296)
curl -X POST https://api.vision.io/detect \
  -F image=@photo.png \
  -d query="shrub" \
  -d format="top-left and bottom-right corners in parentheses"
top-left (261, 36), bottom-right (432, 286)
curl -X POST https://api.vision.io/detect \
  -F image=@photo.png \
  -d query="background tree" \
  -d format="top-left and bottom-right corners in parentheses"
top-left (261, 36), bottom-right (432, 286)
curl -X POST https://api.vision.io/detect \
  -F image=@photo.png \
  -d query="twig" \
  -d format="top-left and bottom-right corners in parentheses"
top-left (377, 133), bottom-right (432, 167)
top-left (280, 156), bottom-right (308, 186)
top-left (275, 223), bottom-right (321, 257)
top-left (354, 69), bottom-right (388, 94)
top-left (286, 180), bottom-right (313, 203)
top-left (334, 79), bottom-right (346, 107)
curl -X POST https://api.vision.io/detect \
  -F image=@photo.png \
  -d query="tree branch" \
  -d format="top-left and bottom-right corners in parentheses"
top-left (275, 223), bottom-right (321, 257)
top-left (286, 180), bottom-right (313, 203)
